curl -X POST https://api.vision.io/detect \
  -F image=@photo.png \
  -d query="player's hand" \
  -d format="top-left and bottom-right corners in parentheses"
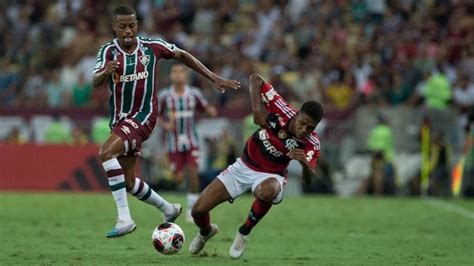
top-left (213, 76), bottom-right (240, 93)
top-left (104, 60), bottom-right (120, 75)
top-left (207, 106), bottom-right (218, 117)
top-left (253, 110), bottom-right (266, 127)
top-left (163, 121), bottom-right (175, 131)
top-left (288, 149), bottom-right (307, 163)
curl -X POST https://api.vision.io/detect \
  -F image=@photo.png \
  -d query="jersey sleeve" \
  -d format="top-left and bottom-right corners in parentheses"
top-left (157, 90), bottom-right (167, 118)
top-left (192, 88), bottom-right (209, 112)
top-left (260, 83), bottom-right (297, 120)
top-left (93, 43), bottom-right (113, 74)
top-left (147, 38), bottom-right (177, 59)
top-left (304, 134), bottom-right (321, 169)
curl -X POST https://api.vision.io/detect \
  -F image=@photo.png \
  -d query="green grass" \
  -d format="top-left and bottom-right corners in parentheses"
top-left (1, 193), bottom-right (473, 265)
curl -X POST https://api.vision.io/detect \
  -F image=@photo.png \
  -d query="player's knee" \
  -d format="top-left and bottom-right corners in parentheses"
top-left (98, 146), bottom-right (114, 162)
top-left (256, 190), bottom-right (278, 203)
top-left (191, 201), bottom-right (205, 218)
top-left (255, 178), bottom-right (281, 203)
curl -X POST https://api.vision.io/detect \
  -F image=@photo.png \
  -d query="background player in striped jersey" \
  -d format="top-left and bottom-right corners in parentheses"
top-left (188, 73), bottom-right (323, 258)
top-left (158, 63), bottom-right (218, 222)
top-left (92, 5), bottom-right (240, 238)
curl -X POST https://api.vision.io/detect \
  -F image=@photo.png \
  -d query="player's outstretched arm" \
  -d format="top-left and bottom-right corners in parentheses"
top-left (249, 73), bottom-right (267, 127)
top-left (173, 49), bottom-right (240, 92)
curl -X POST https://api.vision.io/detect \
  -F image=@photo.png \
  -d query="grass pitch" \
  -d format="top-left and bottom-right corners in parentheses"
top-left (0, 193), bottom-right (473, 265)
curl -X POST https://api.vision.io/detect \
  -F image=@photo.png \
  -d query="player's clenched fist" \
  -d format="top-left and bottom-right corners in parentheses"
top-left (104, 60), bottom-right (119, 75)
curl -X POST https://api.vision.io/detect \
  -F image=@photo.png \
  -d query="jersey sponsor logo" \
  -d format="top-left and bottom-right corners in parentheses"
top-left (173, 110), bottom-right (193, 118)
top-left (124, 118), bottom-right (139, 129)
top-left (285, 138), bottom-right (298, 150)
top-left (306, 150), bottom-right (314, 162)
top-left (114, 71), bottom-right (149, 83)
top-left (121, 125), bottom-right (131, 134)
top-left (258, 129), bottom-right (283, 157)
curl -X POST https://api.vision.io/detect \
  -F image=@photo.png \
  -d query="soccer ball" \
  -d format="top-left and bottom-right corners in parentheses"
top-left (151, 222), bottom-right (185, 255)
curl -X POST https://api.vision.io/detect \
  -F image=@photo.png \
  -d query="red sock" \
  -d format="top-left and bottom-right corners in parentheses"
top-left (193, 212), bottom-right (211, 236)
top-left (239, 198), bottom-right (272, 235)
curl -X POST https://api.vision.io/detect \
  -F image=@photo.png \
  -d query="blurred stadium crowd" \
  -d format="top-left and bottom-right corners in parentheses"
top-left (1, 0), bottom-right (474, 196)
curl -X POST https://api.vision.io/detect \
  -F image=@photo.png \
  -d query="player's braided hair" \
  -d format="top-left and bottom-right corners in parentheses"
top-left (113, 5), bottom-right (136, 18)
top-left (300, 101), bottom-right (323, 123)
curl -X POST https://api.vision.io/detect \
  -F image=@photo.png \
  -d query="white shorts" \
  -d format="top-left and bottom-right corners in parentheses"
top-left (217, 158), bottom-right (286, 204)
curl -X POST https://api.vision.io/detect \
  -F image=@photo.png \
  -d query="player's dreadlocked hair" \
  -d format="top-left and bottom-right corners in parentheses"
top-left (300, 101), bottom-right (324, 123)
top-left (113, 5), bottom-right (136, 18)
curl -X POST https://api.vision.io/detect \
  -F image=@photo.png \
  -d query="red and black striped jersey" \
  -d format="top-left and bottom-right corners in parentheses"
top-left (241, 83), bottom-right (321, 176)
top-left (93, 37), bottom-right (176, 127)
top-left (157, 85), bottom-right (209, 153)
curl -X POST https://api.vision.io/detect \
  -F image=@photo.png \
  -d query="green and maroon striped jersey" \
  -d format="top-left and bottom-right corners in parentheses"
top-left (93, 37), bottom-right (176, 127)
top-left (158, 85), bottom-right (209, 153)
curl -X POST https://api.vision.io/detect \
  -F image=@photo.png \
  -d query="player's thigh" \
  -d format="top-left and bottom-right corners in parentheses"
top-left (185, 150), bottom-right (199, 178)
top-left (98, 133), bottom-right (125, 160)
top-left (112, 117), bottom-right (155, 155)
top-left (168, 152), bottom-right (186, 175)
top-left (192, 178), bottom-right (231, 216)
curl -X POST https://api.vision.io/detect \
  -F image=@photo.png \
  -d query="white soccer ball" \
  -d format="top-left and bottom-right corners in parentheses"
top-left (151, 222), bottom-right (185, 255)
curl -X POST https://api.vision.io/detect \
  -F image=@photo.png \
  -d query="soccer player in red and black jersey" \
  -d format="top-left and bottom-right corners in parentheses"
top-left (189, 73), bottom-right (323, 258)
top-left (92, 5), bottom-right (240, 238)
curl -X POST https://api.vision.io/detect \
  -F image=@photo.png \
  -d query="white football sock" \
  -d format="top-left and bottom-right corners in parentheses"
top-left (187, 193), bottom-right (199, 217)
top-left (129, 177), bottom-right (173, 215)
top-left (103, 158), bottom-right (132, 223)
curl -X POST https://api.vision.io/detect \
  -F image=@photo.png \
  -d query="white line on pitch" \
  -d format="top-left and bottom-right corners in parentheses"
top-left (423, 197), bottom-right (474, 221)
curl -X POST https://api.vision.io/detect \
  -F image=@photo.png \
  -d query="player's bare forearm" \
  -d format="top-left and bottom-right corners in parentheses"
top-left (92, 72), bottom-right (109, 88)
top-left (174, 49), bottom-right (240, 92)
top-left (174, 49), bottom-right (218, 83)
top-left (249, 73), bottom-right (266, 126)
top-left (93, 60), bottom-right (118, 88)
top-left (288, 148), bottom-right (316, 184)
top-left (301, 162), bottom-right (316, 185)
top-left (249, 73), bottom-right (265, 111)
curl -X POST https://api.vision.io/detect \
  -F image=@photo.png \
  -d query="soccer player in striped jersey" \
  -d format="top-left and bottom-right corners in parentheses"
top-left (92, 5), bottom-right (240, 238)
top-left (189, 73), bottom-right (323, 258)
top-left (158, 63), bottom-right (217, 222)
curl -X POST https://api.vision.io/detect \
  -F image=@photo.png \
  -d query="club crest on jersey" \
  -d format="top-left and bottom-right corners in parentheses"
top-left (285, 138), bottom-right (298, 150)
top-left (278, 130), bottom-right (287, 139)
top-left (264, 87), bottom-right (277, 101)
top-left (139, 54), bottom-right (150, 66)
